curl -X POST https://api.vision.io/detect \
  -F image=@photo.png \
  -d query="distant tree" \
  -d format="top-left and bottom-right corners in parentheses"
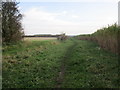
top-left (2, 0), bottom-right (24, 44)
top-left (57, 33), bottom-right (67, 41)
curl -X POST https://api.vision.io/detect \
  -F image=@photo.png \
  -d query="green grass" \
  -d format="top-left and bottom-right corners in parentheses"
top-left (62, 40), bottom-right (119, 88)
top-left (2, 39), bottom-right (74, 88)
top-left (2, 38), bottom-right (119, 88)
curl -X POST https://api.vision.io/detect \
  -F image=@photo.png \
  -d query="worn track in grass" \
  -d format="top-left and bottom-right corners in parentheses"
top-left (55, 40), bottom-right (77, 88)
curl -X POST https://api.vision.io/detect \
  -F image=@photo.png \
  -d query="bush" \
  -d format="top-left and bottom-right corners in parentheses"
top-left (57, 33), bottom-right (67, 41)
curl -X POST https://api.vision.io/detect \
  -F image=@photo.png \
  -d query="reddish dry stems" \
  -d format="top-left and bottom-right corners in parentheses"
top-left (77, 24), bottom-right (120, 55)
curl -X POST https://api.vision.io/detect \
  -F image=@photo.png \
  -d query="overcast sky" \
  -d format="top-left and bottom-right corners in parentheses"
top-left (19, 0), bottom-right (119, 35)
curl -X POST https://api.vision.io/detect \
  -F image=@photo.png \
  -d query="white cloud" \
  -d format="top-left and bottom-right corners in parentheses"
top-left (22, 7), bottom-right (117, 35)
top-left (24, 8), bottom-right (58, 21)
top-left (19, 0), bottom-right (119, 3)
top-left (62, 11), bottom-right (68, 15)
top-left (71, 15), bottom-right (80, 19)
top-left (23, 8), bottom-right (83, 35)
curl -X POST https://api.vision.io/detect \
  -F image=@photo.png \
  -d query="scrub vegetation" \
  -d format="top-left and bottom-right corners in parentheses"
top-left (77, 24), bottom-right (120, 55)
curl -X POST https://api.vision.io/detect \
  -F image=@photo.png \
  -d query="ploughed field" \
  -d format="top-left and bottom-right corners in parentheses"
top-left (2, 38), bottom-right (119, 88)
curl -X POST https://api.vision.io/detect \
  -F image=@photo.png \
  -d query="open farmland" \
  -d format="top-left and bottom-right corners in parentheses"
top-left (24, 37), bottom-right (57, 41)
top-left (2, 38), bottom-right (119, 88)
top-left (2, 1), bottom-right (120, 89)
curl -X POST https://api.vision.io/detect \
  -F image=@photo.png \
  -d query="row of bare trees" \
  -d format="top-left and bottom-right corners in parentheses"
top-left (77, 24), bottom-right (120, 55)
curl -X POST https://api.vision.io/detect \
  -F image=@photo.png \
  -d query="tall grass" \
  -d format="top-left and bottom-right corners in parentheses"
top-left (77, 24), bottom-right (120, 55)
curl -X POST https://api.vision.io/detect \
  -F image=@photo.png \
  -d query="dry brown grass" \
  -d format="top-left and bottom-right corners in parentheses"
top-left (24, 37), bottom-right (57, 41)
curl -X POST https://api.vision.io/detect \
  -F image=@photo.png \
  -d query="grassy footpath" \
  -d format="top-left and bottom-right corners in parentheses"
top-left (2, 39), bottom-right (74, 88)
top-left (62, 40), bottom-right (119, 88)
top-left (2, 39), bottom-right (119, 88)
